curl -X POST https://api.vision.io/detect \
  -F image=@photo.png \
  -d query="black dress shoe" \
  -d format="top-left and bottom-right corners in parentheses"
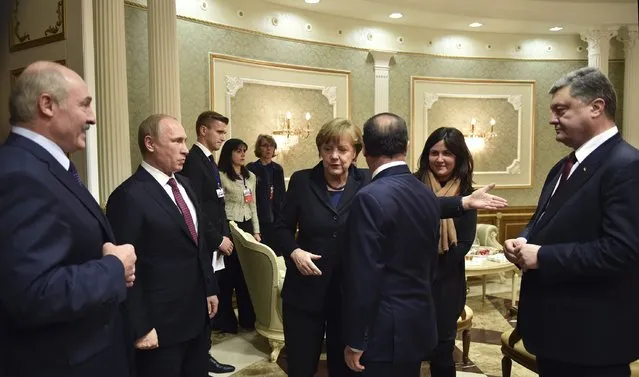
top-left (208, 355), bottom-right (235, 374)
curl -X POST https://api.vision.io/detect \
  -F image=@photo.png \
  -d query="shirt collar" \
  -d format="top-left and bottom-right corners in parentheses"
top-left (574, 126), bottom-right (618, 163)
top-left (141, 160), bottom-right (175, 187)
top-left (11, 126), bottom-right (70, 170)
top-left (194, 141), bottom-right (213, 158)
top-left (371, 161), bottom-right (407, 179)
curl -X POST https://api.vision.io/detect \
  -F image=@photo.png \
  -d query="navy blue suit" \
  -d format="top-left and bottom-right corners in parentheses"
top-left (518, 133), bottom-right (639, 373)
top-left (342, 164), bottom-right (440, 376)
top-left (0, 133), bottom-right (129, 377)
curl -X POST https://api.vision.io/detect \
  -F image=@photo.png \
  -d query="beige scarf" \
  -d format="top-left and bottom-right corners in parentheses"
top-left (422, 170), bottom-right (460, 254)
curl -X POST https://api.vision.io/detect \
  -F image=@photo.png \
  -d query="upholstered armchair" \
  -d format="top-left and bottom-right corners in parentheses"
top-left (473, 223), bottom-right (502, 250)
top-left (229, 221), bottom-right (286, 362)
top-left (501, 328), bottom-right (639, 376)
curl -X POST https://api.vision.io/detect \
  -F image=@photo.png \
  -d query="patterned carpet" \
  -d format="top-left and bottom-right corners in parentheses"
top-left (212, 272), bottom-right (537, 377)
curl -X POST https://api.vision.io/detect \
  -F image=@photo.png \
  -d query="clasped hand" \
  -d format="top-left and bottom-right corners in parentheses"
top-left (503, 238), bottom-right (540, 271)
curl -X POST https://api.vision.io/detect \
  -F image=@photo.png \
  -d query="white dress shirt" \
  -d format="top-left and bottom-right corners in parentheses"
top-left (141, 161), bottom-right (198, 231)
top-left (194, 141), bottom-right (213, 158)
top-left (371, 161), bottom-right (407, 179)
top-left (12, 126), bottom-right (70, 170)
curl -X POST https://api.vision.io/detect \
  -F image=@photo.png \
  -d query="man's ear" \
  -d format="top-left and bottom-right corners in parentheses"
top-left (362, 144), bottom-right (368, 157)
top-left (38, 93), bottom-right (55, 118)
top-left (406, 140), bottom-right (410, 155)
top-left (144, 135), bottom-right (155, 153)
top-left (590, 98), bottom-right (606, 118)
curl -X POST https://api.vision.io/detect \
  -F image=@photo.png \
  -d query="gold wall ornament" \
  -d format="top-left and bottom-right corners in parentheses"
top-left (10, 0), bottom-right (66, 52)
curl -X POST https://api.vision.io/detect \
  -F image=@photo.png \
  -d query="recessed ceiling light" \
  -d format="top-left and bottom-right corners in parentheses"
top-left (469, 22), bottom-right (483, 28)
top-left (389, 12), bottom-right (403, 19)
top-left (549, 26), bottom-right (564, 32)
top-left (304, 0), bottom-right (320, 3)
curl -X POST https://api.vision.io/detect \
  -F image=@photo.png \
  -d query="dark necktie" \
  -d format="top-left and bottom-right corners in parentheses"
top-left (208, 155), bottom-right (221, 185)
top-left (557, 151), bottom-right (577, 190)
top-left (68, 161), bottom-right (83, 187)
top-left (167, 177), bottom-right (198, 245)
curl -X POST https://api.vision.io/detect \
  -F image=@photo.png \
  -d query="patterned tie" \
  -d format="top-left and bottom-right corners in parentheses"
top-left (167, 178), bottom-right (198, 245)
top-left (68, 161), bottom-right (83, 186)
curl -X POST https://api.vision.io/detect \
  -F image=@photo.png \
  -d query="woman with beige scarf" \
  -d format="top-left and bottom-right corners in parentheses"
top-left (414, 127), bottom-right (478, 377)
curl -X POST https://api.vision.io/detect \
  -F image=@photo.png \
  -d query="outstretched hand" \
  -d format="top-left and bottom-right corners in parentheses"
top-left (462, 183), bottom-right (508, 210)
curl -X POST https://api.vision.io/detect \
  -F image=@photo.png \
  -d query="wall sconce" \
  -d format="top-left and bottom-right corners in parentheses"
top-left (463, 117), bottom-right (496, 152)
top-left (272, 111), bottom-right (313, 152)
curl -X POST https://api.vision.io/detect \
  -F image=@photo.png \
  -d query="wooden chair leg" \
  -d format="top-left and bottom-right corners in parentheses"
top-left (462, 329), bottom-right (471, 364)
top-left (501, 356), bottom-right (512, 377)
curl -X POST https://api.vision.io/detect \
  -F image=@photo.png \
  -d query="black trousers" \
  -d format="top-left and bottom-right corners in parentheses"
top-left (537, 358), bottom-right (630, 377)
top-left (135, 330), bottom-right (208, 377)
top-left (282, 283), bottom-right (353, 377)
top-left (214, 220), bottom-right (256, 332)
top-left (428, 338), bottom-right (455, 377)
top-left (361, 361), bottom-right (421, 377)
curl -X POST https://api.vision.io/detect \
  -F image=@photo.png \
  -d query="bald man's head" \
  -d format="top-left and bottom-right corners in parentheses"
top-left (362, 112), bottom-right (408, 158)
top-left (9, 61), bottom-right (82, 124)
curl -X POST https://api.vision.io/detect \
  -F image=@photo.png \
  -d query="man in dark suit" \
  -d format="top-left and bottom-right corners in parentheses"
top-left (505, 67), bottom-right (639, 377)
top-left (106, 114), bottom-right (219, 377)
top-left (0, 61), bottom-right (136, 377)
top-left (342, 113), bottom-right (441, 377)
top-left (180, 111), bottom-right (235, 374)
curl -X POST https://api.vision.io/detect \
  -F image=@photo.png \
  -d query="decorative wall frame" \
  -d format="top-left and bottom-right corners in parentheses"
top-left (10, 0), bottom-right (66, 52)
top-left (209, 54), bottom-right (351, 182)
top-left (411, 76), bottom-right (535, 188)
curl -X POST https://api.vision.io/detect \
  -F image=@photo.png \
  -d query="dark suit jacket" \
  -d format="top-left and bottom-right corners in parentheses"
top-left (180, 145), bottom-right (229, 250)
top-left (106, 167), bottom-right (218, 347)
top-left (273, 162), bottom-right (371, 312)
top-left (342, 164), bottom-right (441, 363)
top-left (246, 160), bottom-right (285, 225)
top-left (0, 133), bottom-right (128, 377)
top-left (518, 133), bottom-right (639, 366)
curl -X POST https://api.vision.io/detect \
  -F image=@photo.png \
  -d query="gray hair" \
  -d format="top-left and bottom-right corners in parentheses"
top-left (9, 62), bottom-right (70, 124)
top-left (549, 66), bottom-right (617, 121)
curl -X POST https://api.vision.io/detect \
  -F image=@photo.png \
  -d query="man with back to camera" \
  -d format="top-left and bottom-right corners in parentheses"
top-left (0, 61), bottom-right (136, 377)
top-left (106, 114), bottom-right (219, 377)
top-left (505, 67), bottom-right (639, 377)
top-left (180, 110), bottom-right (236, 374)
top-left (342, 113), bottom-right (508, 377)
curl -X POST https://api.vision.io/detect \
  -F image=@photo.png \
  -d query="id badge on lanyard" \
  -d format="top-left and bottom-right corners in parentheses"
top-left (216, 184), bottom-right (225, 198)
top-left (243, 187), bottom-right (254, 204)
top-left (269, 185), bottom-right (274, 200)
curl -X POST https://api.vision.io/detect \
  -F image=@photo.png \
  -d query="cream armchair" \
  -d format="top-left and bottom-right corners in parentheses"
top-left (473, 223), bottom-right (502, 250)
top-left (229, 221), bottom-right (286, 362)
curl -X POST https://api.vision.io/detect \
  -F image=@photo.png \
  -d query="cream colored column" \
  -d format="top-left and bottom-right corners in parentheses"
top-left (148, 0), bottom-right (181, 120)
top-left (580, 28), bottom-right (618, 76)
top-left (94, 0), bottom-right (132, 204)
top-left (370, 51), bottom-right (395, 114)
top-left (619, 25), bottom-right (639, 147)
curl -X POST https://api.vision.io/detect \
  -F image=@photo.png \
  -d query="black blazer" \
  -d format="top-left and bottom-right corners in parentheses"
top-left (272, 162), bottom-right (371, 312)
top-left (246, 160), bottom-right (285, 225)
top-left (180, 145), bottom-right (229, 249)
top-left (518, 133), bottom-right (639, 366)
top-left (0, 133), bottom-right (128, 377)
top-left (342, 164), bottom-right (441, 363)
top-left (106, 167), bottom-right (218, 347)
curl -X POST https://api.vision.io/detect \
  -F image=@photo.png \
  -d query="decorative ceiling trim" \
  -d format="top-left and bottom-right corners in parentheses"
top-left (10, 0), bottom-right (66, 52)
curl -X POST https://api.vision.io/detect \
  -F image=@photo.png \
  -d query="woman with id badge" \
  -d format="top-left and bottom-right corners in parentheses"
top-left (217, 138), bottom-right (259, 331)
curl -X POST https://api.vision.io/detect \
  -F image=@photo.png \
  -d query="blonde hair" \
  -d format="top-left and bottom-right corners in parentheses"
top-left (315, 118), bottom-right (362, 156)
top-left (254, 134), bottom-right (278, 158)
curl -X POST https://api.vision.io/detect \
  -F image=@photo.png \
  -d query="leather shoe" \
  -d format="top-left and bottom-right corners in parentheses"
top-left (208, 355), bottom-right (235, 374)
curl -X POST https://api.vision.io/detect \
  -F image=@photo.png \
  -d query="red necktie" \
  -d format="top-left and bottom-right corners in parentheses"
top-left (557, 151), bottom-right (577, 189)
top-left (167, 178), bottom-right (198, 245)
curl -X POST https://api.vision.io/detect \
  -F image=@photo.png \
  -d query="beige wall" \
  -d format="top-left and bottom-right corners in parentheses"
top-left (123, 4), bottom-right (625, 206)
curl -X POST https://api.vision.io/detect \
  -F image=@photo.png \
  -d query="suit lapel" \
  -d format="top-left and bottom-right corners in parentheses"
top-left (191, 146), bottom-right (217, 186)
top-left (136, 167), bottom-right (195, 245)
top-left (336, 167), bottom-right (364, 212)
top-left (534, 134), bottom-right (621, 232)
top-left (8, 133), bottom-right (115, 241)
top-left (309, 163), bottom-right (338, 215)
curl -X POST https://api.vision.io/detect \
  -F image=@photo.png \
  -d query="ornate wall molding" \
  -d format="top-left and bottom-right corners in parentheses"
top-left (10, 0), bottom-right (66, 52)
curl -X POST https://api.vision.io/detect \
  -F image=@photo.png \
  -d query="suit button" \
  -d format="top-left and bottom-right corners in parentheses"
top-left (332, 232), bottom-right (338, 238)
top-left (332, 215), bottom-right (338, 221)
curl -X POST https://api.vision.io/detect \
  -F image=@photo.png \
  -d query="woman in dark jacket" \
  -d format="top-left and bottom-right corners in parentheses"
top-left (415, 127), bottom-right (478, 377)
top-left (246, 134), bottom-right (285, 251)
top-left (272, 118), bottom-right (370, 377)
